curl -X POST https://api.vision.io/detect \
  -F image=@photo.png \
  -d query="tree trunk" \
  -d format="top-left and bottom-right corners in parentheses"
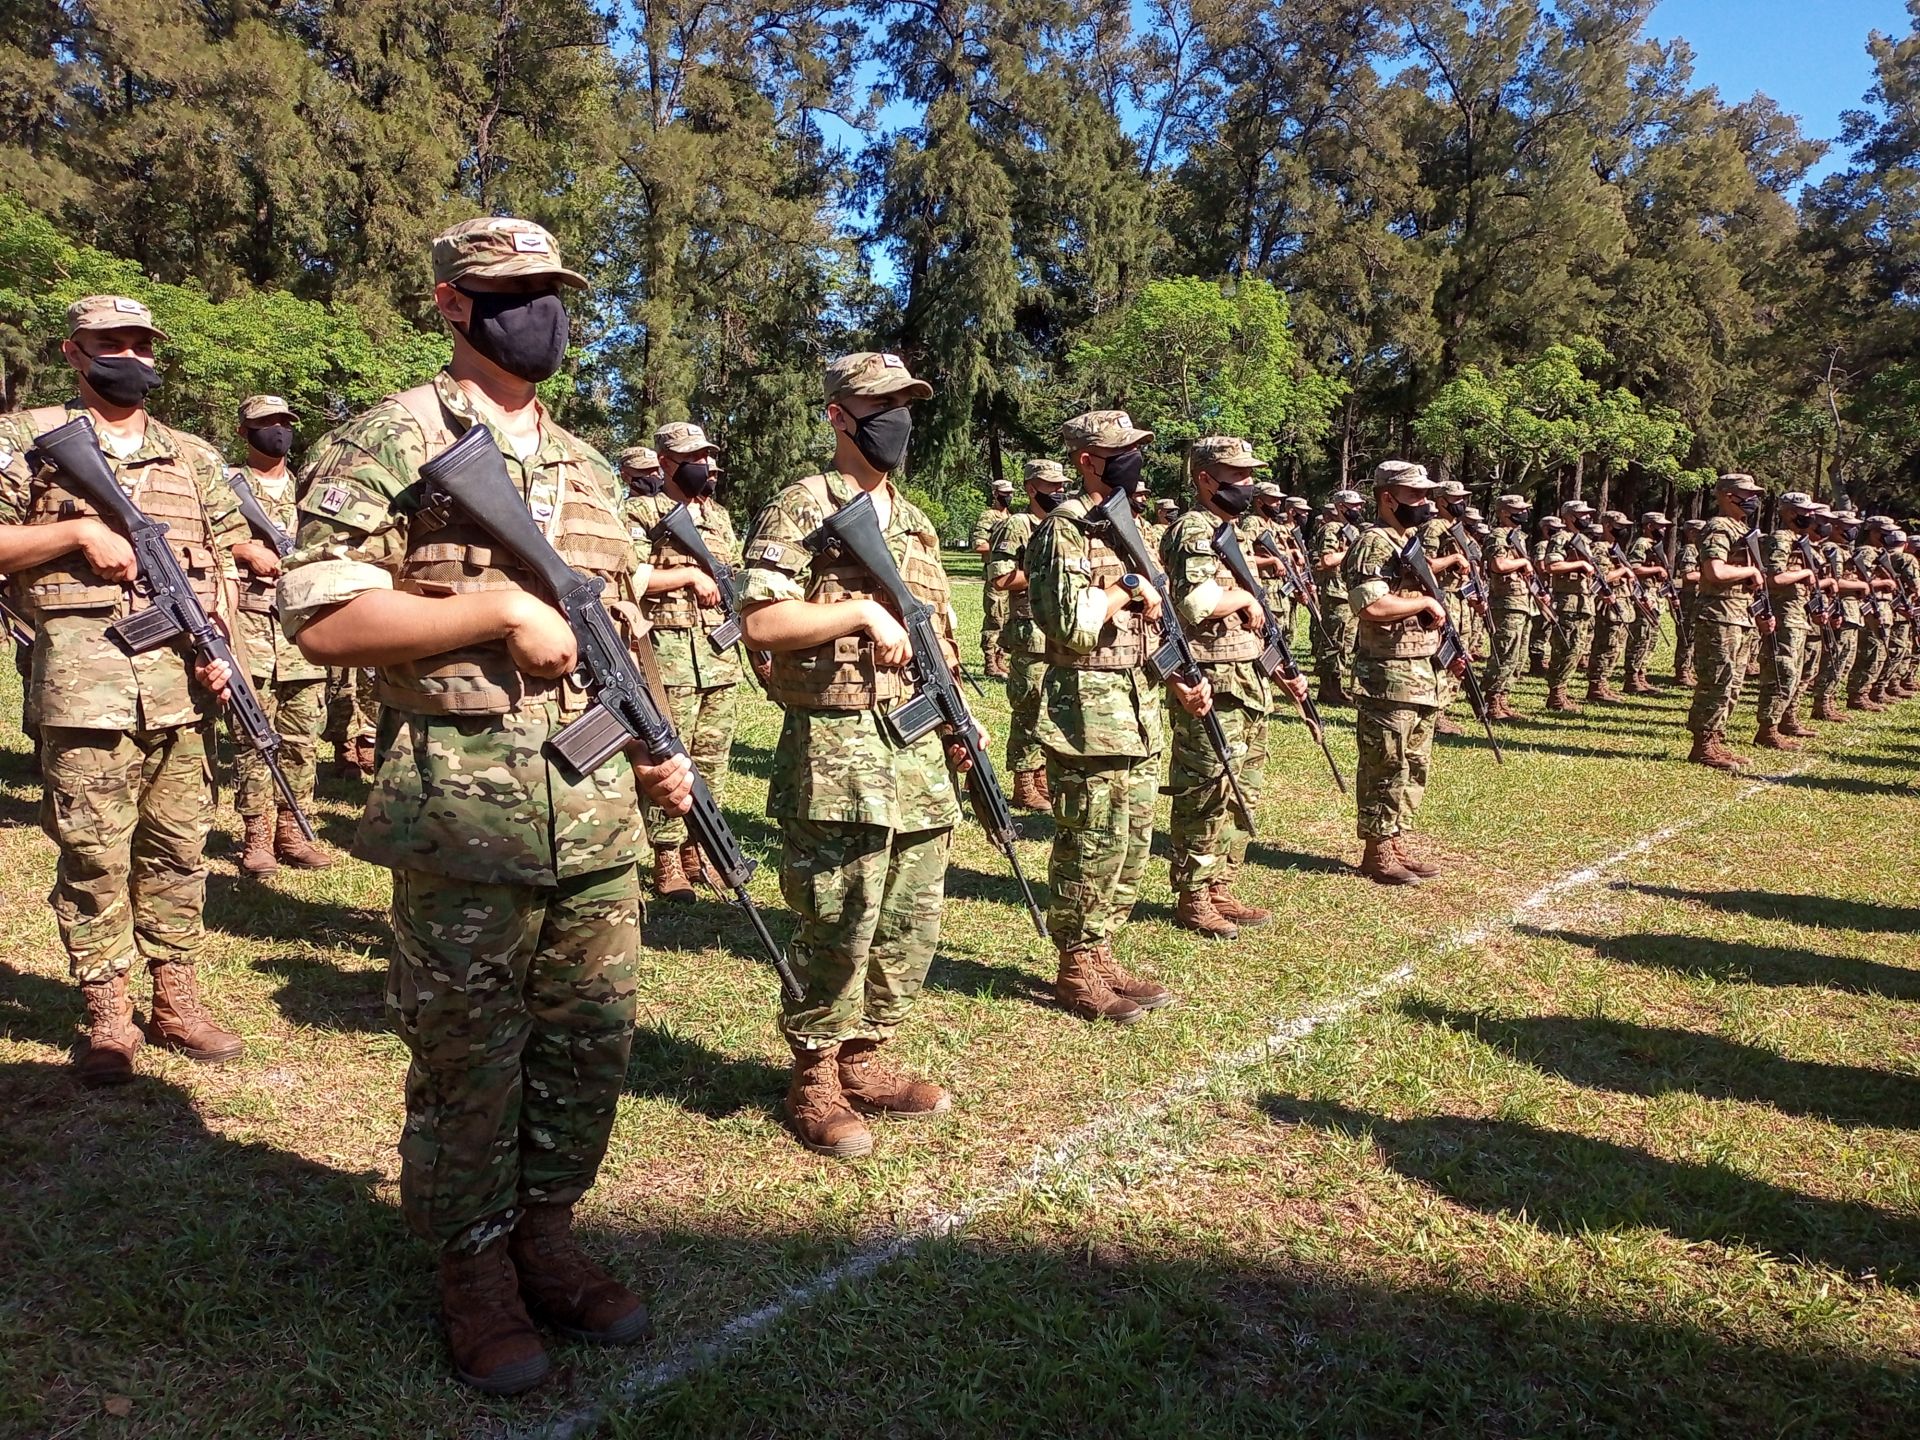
top-left (987, 420), bottom-right (1003, 484)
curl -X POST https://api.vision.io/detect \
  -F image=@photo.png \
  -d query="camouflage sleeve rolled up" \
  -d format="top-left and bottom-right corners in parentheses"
top-left (738, 482), bottom-right (824, 609)
top-left (983, 511), bottom-right (1034, 586)
top-left (1344, 528), bottom-right (1399, 615)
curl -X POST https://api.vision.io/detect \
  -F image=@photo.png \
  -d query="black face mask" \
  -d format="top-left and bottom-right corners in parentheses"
top-left (1210, 479), bottom-right (1254, 517)
top-left (675, 460), bottom-right (715, 498)
top-left (1395, 499), bottom-right (1436, 528)
top-left (84, 355), bottom-right (161, 407)
top-left (1445, 500), bottom-right (1468, 519)
top-left (1738, 494), bottom-right (1761, 521)
top-left (627, 470), bottom-right (664, 497)
top-left (456, 286), bottom-right (570, 382)
top-left (1031, 489), bottom-right (1063, 515)
top-left (1509, 512), bottom-right (1532, 529)
top-left (844, 404), bottom-right (912, 473)
top-left (1341, 505), bottom-right (1365, 524)
top-left (247, 424), bottom-right (294, 458)
top-left (1100, 448), bottom-right (1146, 497)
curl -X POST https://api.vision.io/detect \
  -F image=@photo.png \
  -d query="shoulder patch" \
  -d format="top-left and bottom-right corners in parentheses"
top-left (749, 538), bottom-right (806, 569)
top-left (318, 485), bottom-right (350, 515)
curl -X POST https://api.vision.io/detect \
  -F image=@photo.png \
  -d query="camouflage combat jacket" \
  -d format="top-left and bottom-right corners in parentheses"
top-left (1344, 523), bottom-right (1440, 706)
top-left (0, 401), bottom-right (246, 731)
top-left (1760, 529), bottom-right (1811, 631)
top-left (1695, 516), bottom-right (1757, 630)
top-left (1823, 539), bottom-right (1861, 626)
top-left (1163, 508), bottom-right (1269, 712)
top-left (1544, 533), bottom-right (1596, 619)
top-left (1853, 543), bottom-right (1893, 628)
top-left (1486, 525), bottom-right (1536, 616)
top-left (1313, 520), bottom-right (1355, 602)
top-left (970, 504), bottom-right (1010, 553)
top-left (985, 509), bottom-right (1045, 657)
top-left (641, 497), bottom-right (742, 692)
top-left (232, 464), bottom-right (326, 684)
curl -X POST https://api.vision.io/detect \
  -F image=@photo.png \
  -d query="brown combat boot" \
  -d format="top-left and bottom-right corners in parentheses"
top-left (1033, 767), bottom-right (1053, 806)
top-left (1093, 942), bottom-right (1175, 1011)
top-left (1847, 691), bottom-right (1885, 713)
top-left (1871, 682), bottom-right (1891, 706)
top-left (837, 1037), bottom-right (952, 1115)
top-left (679, 842), bottom-right (708, 888)
top-left (439, 1238), bottom-right (551, 1394)
top-left (238, 812), bottom-right (277, 877)
top-left (1391, 837), bottom-right (1441, 879)
top-left (784, 1044), bottom-right (874, 1157)
top-left (148, 964), bottom-right (244, 1062)
top-left (1545, 687), bottom-right (1580, 713)
top-left (1359, 837), bottom-right (1419, 886)
top-left (1012, 768), bottom-right (1046, 811)
top-left (275, 809), bottom-right (333, 870)
top-left (1586, 678), bottom-right (1621, 703)
top-left (1752, 722), bottom-right (1801, 752)
top-left (1175, 887), bottom-right (1238, 940)
top-left (1813, 695), bottom-right (1847, 723)
top-left (652, 843), bottom-right (693, 902)
top-left (509, 1203), bottom-right (651, 1344)
top-left (1627, 671), bottom-right (1656, 695)
top-left (77, 973), bottom-right (142, 1086)
top-left (1053, 946), bottom-right (1145, 1024)
top-left (1433, 712), bottom-right (1466, 736)
top-left (1779, 708), bottom-right (1816, 739)
top-left (1210, 882), bottom-right (1271, 928)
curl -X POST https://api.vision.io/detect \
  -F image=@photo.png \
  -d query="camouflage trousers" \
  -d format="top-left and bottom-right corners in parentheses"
top-left (1044, 752), bottom-right (1158, 951)
top-left (234, 677), bottom-right (324, 819)
top-left (1547, 606), bottom-right (1593, 691)
top-left (1675, 597), bottom-right (1699, 679)
top-left (778, 818), bottom-right (950, 1048)
top-left (1529, 612), bottom-right (1551, 668)
top-left (1848, 624), bottom-right (1890, 701)
top-left (325, 667), bottom-right (378, 747)
top-left (42, 722), bottom-right (213, 983)
top-left (1168, 696), bottom-right (1267, 893)
top-left (1686, 621), bottom-right (1756, 736)
top-left (1801, 627), bottom-right (1826, 688)
top-left (1003, 652), bottom-right (1046, 773)
top-left (1315, 605), bottom-right (1357, 692)
top-left (981, 588), bottom-right (1010, 671)
top-left (1482, 608), bottom-right (1533, 699)
top-left (389, 863), bottom-right (640, 1254)
top-left (643, 682), bottom-right (737, 847)
top-left (1813, 626), bottom-right (1858, 702)
top-left (1894, 621), bottom-right (1916, 681)
top-left (1588, 613), bottom-right (1628, 684)
top-left (1625, 612), bottom-right (1660, 678)
top-left (1354, 699), bottom-right (1436, 841)
top-left (1434, 593), bottom-right (1466, 711)
top-left (1756, 624), bottom-right (1809, 729)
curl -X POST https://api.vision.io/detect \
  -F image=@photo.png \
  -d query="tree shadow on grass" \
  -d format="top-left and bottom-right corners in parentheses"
top-left (1770, 770), bottom-right (1916, 799)
top-left (1521, 924), bottom-right (1920, 1001)
top-left (204, 871), bottom-right (390, 953)
top-left (1618, 883), bottom-right (1920, 938)
top-left (0, 959), bottom-right (78, 1049)
top-left (0, 743), bottom-right (43, 829)
top-left (1263, 1094), bottom-right (1920, 1286)
top-left (624, 1021), bottom-right (786, 1118)
top-left (1402, 999), bottom-right (1920, 1130)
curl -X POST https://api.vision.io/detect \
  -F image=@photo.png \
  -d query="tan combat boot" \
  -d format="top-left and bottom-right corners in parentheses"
top-left (238, 812), bottom-right (277, 877)
top-left (652, 843), bottom-right (693, 902)
top-left (1752, 722), bottom-right (1801, 752)
top-left (1870, 681), bottom-right (1891, 706)
top-left (1033, 767), bottom-right (1052, 806)
top-left (837, 1038), bottom-right (952, 1115)
top-left (1053, 946), bottom-right (1145, 1024)
top-left (1092, 942), bottom-right (1174, 1011)
top-left (1779, 708), bottom-right (1816, 739)
top-left (679, 842), bottom-right (708, 888)
top-left (1586, 677), bottom-right (1621, 703)
top-left (509, 1203), bottom-right (651, 1344)
top-left (77, 973), bottom-right (142, 1086)
top-left (1210, 882), bottom-right (1271, 928)
top-left (1391, 836), bottom-right (1441, 879)
top-left (1359, 837), bottom-right (1419, 886)
top-left (1848, 691), bottom-right (1885, 713)
top-left (1628, 671), bottom-right (1656, 695)
top-left (1433, 712), bottom-right (1465, 736)
top-left (1710, 729), bottom-right (1749, 768)
top-left (148, 964), bottom-right (244, 1062)
top-left (1175, 887), bottom-right (1238, 940)
top-left (1813, 695), bottom-right (1847, 723)
top-left (1012, 769), bottom-right (1045, 811)
top-left (1545, 687), bottom-right (1580, 713)
top-left (275, 809), bottom-right (333, 870)
top-left (440, 1237), bottom-right (551, 1394)
top-left (784, 1044), bottom-right (874, 1157)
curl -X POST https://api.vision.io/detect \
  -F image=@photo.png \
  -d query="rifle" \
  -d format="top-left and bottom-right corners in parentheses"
top-left (1741, 529), bottom-right (1778, 633)
top-left (1569, 533), bottom-right (1615, 607)
top-left (0, 592), bottom-right (32, 651)
top-left (1609, 541), bottom-right (1669, 641)
top-left (802, 489), bottom-right (1047, 938)
top-left (649, 502), bottom-right (747, 656)
top-left (1795, 535), bottom-right (1837, 632)
top-left (1850, 550), bottom-right (1888, 630)
top-left (1397, 533), bottom-right (1504, 762)
top-left (411, 425), bottom-right (802, 1001)
top-left (227, 472), bottom-right (295, 557)
top-left (1211, 522), bottom-right (1345, 793)
top-left (1077, 488), bottom-right (1259, 829)
top-left (1514, 529), bottom-right (1571, 644)
top-left (1874, 552), bottom-right (1920, 624)
top-left (1255, 530), bottom-right (1330, 657)
top-left (1447, 520), bottom-right (1491, 619)
top-left (28, 415), bottom-right (317, 843)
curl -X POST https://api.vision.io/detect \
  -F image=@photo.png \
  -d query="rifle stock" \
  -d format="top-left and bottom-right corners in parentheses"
top-left (228, 472), bottom-right (295, 557)
top-left (650, 502), bottom-right (747, 655)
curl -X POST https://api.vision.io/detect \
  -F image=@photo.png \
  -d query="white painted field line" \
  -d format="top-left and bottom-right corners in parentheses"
top-left (525, 753), bottom-right (1823, 1440)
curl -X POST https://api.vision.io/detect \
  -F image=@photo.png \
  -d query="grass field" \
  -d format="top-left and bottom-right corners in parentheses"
top-left (2, 568), bottom-right (1916, 1439)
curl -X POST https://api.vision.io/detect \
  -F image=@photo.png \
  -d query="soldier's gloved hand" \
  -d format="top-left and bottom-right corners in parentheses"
top-left (633, 752), bottom-right (694, 815)
top-left (194, 656), bottom-right (234, 704)
top-left (77, 518), bottom-right (139, 583)
top-left (860, 601), bottom-right (911, 667)
top-left (1171, 672), bottom-right (1212, 717)
top-left (500, 592), bottom-right (579, 678)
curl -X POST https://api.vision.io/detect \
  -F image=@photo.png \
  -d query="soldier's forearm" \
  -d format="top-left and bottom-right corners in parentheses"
top-left (740, 596), bottom-right (877, 652)
top-left (295, 589), bottom-right (526, 666)
top-left (0, 518), bottom-right (100, 572)
top-left (644, 565), bottom-right (706, 595)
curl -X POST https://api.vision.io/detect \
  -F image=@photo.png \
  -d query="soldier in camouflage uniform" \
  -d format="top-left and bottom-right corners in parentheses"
top-left (0, 295), bottom-right (252, 1086)
top-left (1313, 489), bottom-right (1365, 704)
top-left (971, 479), bottom-right (1014, 678)
top-left (1673, 518), bottom-right (1705, 686)
top-left (737, 350), bottom-right (967, 1161)
top-left (636, 421), bottom-right (742, 901)
top-left (1028, 409), bottom-right (1211, 1023)
top-left (1686, 472), bottom-right (1766, 769)
top-left (278, 218), bottom-right (694, 1394)
top-left (1345, 462), bottom-right (1453, 886)
top-left (986, 458), bottom-right (1066, 811)
top-left (1479, 494), bottom-right (1537, 719)
top-left (1528, 516), bottom-right (1556, 675)
top-left (1848, 516), bottom-right (1901, 710)
top-left (1888, 529), bottom-right (1920, 697)
top-left (1583, 511), bottom-right (1635, 704)
top-left (1248, 482), bottom-right (1295, 645)
top-left (1416, 479), bottom-right (1476, 736)
top-left (1811, 509), bottom-right (1866, 722)
top-left (323, 666), bottom-right (378, 777)
top-left (1542, 500), bottom-right (1598, 711)
top-left (1753, 491), bottom-right (1823, 751)
top-left (228, 395), bottom-right (334, 876)
top-left (1621, 511), bottom-right (1671, 695)
top-left (1162, 437), bottom-right (1308, 938)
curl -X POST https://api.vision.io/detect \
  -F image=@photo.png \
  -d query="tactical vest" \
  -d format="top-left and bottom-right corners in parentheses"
top-left (1491, 527), bottom-right (1531, 601)
top-left (643, 502), bottom-right (728, 632)
top-left (14, 405), bottom-right (222, 622)
top-left (1043, 519), bottom-right (1148, 670)
top-left (233, 467), bottom-right (294, 615)
top-left (1185, 548), bottom-right (1263, 664)
top-left (762, 477), bottom-right (951, 710)
top-left (375, 384), bottom-right (637, 718)
top-left (1354, 530), bottom-right (1442, 660)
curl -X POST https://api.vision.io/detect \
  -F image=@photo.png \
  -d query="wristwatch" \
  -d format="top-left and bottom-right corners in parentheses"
top-left (1119, 572), bottom-right (1145, 594)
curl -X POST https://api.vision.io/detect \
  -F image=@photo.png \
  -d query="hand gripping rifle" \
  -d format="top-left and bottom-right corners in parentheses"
top-left (1447, 520), bottom-right (1492, 619)
top-left (1397, 533), bottom-right (1504, 763)
top-left (1255, 530), bottom-right (1331, 656)
top-left (1079, 488), bottom-right (1259, 829)
top-left (1568, 532), bottom-right (1615, 607)
top-left (1609, 541), bottom-right (1669, 642)
top-left (227, 472), bottom-right (295, 557)
top-left (1211, 522), bottom-right (1345, 793)
top-left (1742, 529), bottom-right (1778, 638)
top-left (412, 425), bottom-right (802, 1001)
top-left (1847, 549), bottom-right (1885, 631)
top-left (1515, 530), bottom-right (1571, 645)
top-left (1795, 535), bottom-right (1837, 633)
top-left (649, 502), bottom-right (746, 656)
top-left (1874, 551), bottom-right (1920, 625)
top-left (29, 415), bottom-right (317, 842)
top-left (801, 489), bottom-right (1046, 937)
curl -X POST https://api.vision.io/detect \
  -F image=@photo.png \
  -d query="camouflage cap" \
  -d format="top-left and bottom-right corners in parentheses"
top-left (238, 394), bottom-right (296, 423)
top-left (1716, 471), bottom-right (1761, 492)
top-left (1640, 511), bottom-right (1671, 526)
top-left (432, 216), bottom-right (588, 290)
top-left (1434, 479), bottom-right (1469, 498)
top-left (1604, 510), bottom-right (1632, 526)
top-left (1778, 491), bottom-right (1816, 511)
top-left (1286, 494), bottom-right (1309, 508)
top-left (1495, 493), bottom-right (1530, 510)
top-left (1372, 459), bottom-right (1433, 489)
top-left (654, 420), bottom-right (714, 456)
top-left (1887, 528), bottom-right (1908, 544)
top-left (67, 294), bottom-right (168, 342)
top-left (1189, 435), bottom-right (1267, 471)
top-left (991, 478), bottom-right (1015, 495)
top-left (1560, 499), bottom-right (1594, 516)
top-left (1157, 497), bottom-right (1180, 514)
top-left (1333, 489), bottom-right (1364, 505)
top-left (1464, 505), bottom-right (1485, 521)
top-left (1062, 409), bottom-right (1154, 452)
top-left (1829, 508), bottom-right (1860, 523)
top-left (824, 351), bottom-right (933, 404)
top-left (1683, 517), bottom-right (1708, 531)
top-left (1254, 481), bottom-right (1286, 500)
top-left (1541, 515), bottom-right (1567, 532)
top-left (1022, 458), bottom-right (1067, 486)
top-left (618, 445), bottom-right (660, 473)
top-left (1865, 512), bottom-right (1895, 528)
